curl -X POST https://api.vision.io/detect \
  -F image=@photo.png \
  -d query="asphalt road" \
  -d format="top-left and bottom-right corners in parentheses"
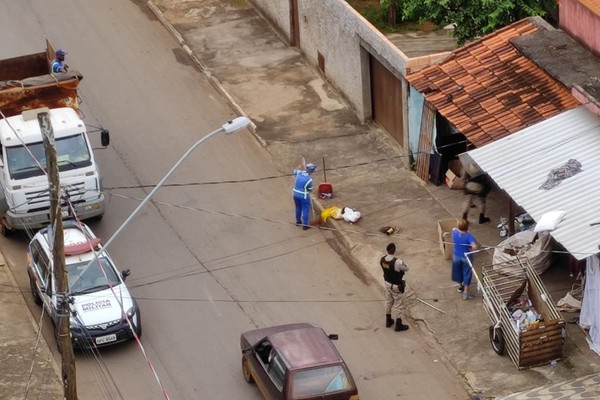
top-left (0, 1), bottom-right (470, 399)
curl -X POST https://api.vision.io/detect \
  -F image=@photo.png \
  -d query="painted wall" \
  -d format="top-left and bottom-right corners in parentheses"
top-left (559, 0), bottom-right (600, 57)
top-left (248, 0), bottom-right (412, 121)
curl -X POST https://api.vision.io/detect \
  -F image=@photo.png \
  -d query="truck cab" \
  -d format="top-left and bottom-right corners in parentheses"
top-left (0, 107), bottom-right (105, 233)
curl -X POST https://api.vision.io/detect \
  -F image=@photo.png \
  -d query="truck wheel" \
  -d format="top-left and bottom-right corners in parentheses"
top-left (29, 275), bottom-right (42, 305)
top-left (242, 355), bottom-right (254, 384)
top-left (0, 221), bottom-right (12, 237)
top-left (489, 325), bottom-right (505, 356)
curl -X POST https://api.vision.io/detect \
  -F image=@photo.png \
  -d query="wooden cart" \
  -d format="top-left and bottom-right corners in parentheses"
top-left (469, 252), bottom-right (566, 369)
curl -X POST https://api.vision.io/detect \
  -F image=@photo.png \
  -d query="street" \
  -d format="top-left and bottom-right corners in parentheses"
top-left (0, 0), bottom-right (470, 399)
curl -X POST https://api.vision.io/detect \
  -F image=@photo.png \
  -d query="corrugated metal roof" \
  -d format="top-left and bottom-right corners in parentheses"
top-left (465, 106), bottom-right (600, 260)
top-left (407, 18), bottom-right (580, 148)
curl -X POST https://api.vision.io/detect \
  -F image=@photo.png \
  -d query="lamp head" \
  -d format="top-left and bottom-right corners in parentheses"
top-left (222, 116), bottom-right (251, 133)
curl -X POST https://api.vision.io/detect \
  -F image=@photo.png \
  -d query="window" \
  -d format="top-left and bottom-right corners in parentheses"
top-left (267, 354), bottom-right (286, 391)
top-left (256, 341), bottom-right (272, 365)
top-left (291, 365), bottom-right (351, 398)
top-left (68, 258), bottom-right (120, 294)
top-left (30, 241), bottom-right (50, 286)
top-left (6, 133), bottom-right (91, 180)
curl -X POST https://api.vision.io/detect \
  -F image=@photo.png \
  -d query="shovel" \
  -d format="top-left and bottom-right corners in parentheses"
top-left (318, 157), bottom-right (333, 200)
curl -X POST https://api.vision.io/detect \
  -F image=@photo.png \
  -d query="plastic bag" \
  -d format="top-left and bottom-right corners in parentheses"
top-left (342, 207), bottom-right (361, 223)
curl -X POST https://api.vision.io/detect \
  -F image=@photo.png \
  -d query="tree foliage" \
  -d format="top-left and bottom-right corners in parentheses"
top-left (401, 0), bottom-right (555, 45)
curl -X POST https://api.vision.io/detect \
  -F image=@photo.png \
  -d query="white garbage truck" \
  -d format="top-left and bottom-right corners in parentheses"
top-left (0, 40), bottom-right (108, 235)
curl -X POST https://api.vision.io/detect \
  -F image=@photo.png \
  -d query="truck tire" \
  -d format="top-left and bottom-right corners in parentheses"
top-left (489, 325), bottom-right (505, 356)
top-left (0, 220), bottom-right (12, 237)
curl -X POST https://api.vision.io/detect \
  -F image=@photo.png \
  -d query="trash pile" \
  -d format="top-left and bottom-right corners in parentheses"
top-left (509, 297), bottom-right (545, 332)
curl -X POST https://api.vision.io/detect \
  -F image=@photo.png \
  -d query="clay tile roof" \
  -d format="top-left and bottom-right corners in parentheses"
top-left (579, 0), bottom-right (600, 16)
top-left (407, 18), bottom-right (580, 148)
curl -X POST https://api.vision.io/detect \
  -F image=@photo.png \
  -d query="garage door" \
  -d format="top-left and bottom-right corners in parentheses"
top-left (370, 55), bottom-right (403, 147)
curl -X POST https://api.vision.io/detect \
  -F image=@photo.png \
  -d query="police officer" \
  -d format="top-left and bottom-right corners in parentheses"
top-left (461, 170), bottom-right (492, 224)
top-left (381, 242), bottom-right (409, 331)
top-left (292, 162), bottom-right (316, 230)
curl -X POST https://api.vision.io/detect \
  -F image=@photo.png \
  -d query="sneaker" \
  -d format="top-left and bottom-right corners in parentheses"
top-left (302, 226), bottom-right (310, 230)
top-left (463, 292), bottom-right (475, 300)
top-left (296, 221), bottom-right (301, 226)
top-left (457, 286), bottom-right (464, 293)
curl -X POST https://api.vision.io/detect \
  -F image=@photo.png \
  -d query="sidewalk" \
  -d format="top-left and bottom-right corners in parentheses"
top-left (148, 0), bottom-right (600, 398)
top-left (0, 255), bottom-right (62, 400)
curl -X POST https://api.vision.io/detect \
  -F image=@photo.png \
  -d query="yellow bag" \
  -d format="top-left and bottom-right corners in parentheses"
top-left (321, 206), bottom-right (342, 222)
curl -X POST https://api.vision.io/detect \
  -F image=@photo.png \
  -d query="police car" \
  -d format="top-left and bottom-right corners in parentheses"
top-left (27, 220), bottom-right (141, 349)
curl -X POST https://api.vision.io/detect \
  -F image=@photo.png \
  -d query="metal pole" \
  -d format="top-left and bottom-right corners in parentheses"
top-left (39, 111), bottom-right (78, 400)
top-left (90, 117), bottom-right (250, 261)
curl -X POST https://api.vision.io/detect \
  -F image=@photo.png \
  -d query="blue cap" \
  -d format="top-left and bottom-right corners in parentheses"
top-left (56, 49), bottom-right (67, 57)
top-left (306, 163), bottom-right (316, 173)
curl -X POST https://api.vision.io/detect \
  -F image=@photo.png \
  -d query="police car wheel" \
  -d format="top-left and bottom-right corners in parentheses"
top-left (489, 325), bottom-right (505, 356)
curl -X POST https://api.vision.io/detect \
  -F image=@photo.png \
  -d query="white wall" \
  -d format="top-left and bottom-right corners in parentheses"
top-left (249, 0), bottom-right (412, 122)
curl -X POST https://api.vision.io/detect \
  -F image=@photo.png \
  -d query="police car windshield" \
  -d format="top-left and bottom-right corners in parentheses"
top-left (5, 133), bottom-right (92, 180)
top-left (68, 258), bottom-right (120, 295)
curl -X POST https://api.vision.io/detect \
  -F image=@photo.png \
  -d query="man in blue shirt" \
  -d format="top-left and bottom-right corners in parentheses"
top-left (51, 49), bottom-right (69, 73)
top-left (292, 163), bottom-right (316, 230)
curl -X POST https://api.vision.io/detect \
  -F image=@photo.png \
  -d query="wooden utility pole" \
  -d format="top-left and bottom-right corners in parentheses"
top-left (38, 110), bottom-right (78, 400)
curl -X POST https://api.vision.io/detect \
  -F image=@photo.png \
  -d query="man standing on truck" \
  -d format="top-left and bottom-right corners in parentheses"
top-left (51, 49), bottom-right (68, 73)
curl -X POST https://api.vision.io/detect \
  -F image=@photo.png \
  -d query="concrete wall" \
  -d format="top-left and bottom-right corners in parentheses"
top-left (249, 0), bottom-right (412, 122)
top-left (559, 0), bottom-right (600, 58)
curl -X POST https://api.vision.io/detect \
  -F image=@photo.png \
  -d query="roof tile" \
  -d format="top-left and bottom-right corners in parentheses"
top-left (406, 18), bottom-right (579, 148)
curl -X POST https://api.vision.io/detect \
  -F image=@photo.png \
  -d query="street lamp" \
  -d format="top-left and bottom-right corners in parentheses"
top-left (100, 116), bottom-right (251, 252)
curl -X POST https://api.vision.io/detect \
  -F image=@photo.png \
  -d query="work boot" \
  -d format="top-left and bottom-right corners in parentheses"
top-left (394, 318), bottom-right (409, 332)
top-left (479, 213), bottom-right (491, 224)
top-left (385, 314), bottom-right (394, 328)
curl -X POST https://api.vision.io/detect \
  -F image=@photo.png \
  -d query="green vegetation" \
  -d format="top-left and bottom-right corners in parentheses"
top-left (347, 0), bottom-right (556, 44)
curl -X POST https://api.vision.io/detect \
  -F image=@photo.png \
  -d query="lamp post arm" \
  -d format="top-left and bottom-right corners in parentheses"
top-left (93, 116), bottom-right (250, 260)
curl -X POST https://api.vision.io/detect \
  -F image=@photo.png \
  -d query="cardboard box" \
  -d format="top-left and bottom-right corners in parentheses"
top-left (438, 219), bottom-right (458, 260)
top-left (445, 160), bottom-right (465, 190)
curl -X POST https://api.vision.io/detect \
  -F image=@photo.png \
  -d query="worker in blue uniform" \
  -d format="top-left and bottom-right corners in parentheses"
top-left (292, 163), bottom-right (316, 230)
top-left (51, 49), bottom-right (69, 73)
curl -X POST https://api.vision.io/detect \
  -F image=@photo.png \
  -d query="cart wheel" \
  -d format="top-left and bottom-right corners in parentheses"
top-left (489, 325), bottom-right (505, 356)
